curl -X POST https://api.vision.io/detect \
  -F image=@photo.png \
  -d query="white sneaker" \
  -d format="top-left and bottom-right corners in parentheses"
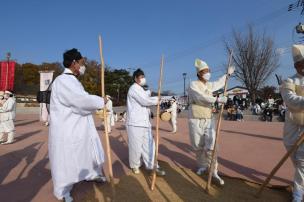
top-left (196, 167), bottom-right (207, 175)
top-left (132, 168), bottom-right (140, 174)
top-left (213, 172), bottom-right (225, 185)
top-left (1, 141), bottom-right (13, 145)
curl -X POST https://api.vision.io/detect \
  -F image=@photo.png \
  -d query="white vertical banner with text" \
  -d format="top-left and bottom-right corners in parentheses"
top-left (39, 71), bottom-right (54, 122)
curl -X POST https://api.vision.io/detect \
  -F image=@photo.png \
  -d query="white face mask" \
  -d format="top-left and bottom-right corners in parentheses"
top-left (79, 65), bottom-right (86, 75)
top-left (203, 73), bottom-right (211, 81)
top-left (139, 78), bottom-right (146, 86)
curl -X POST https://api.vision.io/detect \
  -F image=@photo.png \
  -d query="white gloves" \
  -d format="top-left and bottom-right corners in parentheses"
top-left (217, 96), bottom-right (227, 104)
top-left (227, 66), bottom-right (235, 76)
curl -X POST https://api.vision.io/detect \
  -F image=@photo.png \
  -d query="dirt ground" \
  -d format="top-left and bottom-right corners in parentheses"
top-left (0, 114), bottom-right (294, 201)
top-left (73, 161), bottom-right (291, 202)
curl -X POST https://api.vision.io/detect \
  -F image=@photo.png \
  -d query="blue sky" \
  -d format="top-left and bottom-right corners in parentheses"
top-left (0, 0), bottom-right (303, 94)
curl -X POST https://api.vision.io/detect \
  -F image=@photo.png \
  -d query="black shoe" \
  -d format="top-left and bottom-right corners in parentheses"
top-left (146, 167), bottom-right (166, 176)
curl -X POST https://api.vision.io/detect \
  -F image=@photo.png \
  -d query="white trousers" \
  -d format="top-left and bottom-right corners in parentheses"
top-left (283, 120), bottom-right (304, 201)
top-left (0, 119), bottom-right (15, 143)
top-left (286, 145), bottom-right (304, 201)
top-left (188, 118), bottom-right (218, 172)
top-left (0, 132), bottom-right (14, 143)
top-left (0, 119), bottom-right (15, 133)
top-left (170, 114), bottom-right (177, 132)
top-left (127, 125), bottom-right (155, 169)
top-left (106, 114), bottom-right (112, 133)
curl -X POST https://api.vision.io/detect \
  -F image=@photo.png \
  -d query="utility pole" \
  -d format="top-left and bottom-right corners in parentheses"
top-left (182, 73), bottom-right (187, 96)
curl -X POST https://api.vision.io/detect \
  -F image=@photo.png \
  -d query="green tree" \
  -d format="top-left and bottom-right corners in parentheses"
top-left (13, 59), bottom-right (133, 106)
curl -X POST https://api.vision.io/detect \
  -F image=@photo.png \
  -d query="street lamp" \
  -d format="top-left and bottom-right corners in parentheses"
top-left (182, 73), bottom-right (187, 96)
top-left (6, 52), bottom-right (11, 61)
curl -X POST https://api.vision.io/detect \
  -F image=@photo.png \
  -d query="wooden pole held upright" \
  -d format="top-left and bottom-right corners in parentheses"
top-left (150, 55), bottom-right (164, 191)
top-left (206, 50), bottom-right (233, 193)
top-left (98, 35), bottom-right (114, 187)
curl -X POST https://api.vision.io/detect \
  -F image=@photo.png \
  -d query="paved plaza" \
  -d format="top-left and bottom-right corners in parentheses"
top-left (0, 113), bottom-right (293, 201)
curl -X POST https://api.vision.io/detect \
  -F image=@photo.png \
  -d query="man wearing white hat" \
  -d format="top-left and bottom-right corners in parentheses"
top-left (166, 97), bottom-right (178, 133)
top-left (188, 58), bottom-right (234, 185)
top-left (0, 90), bottom-right (16, 144)
top-left (105, 95), bottom-right (114, 133)
top-left (280, 44), bottom-right (304, 202)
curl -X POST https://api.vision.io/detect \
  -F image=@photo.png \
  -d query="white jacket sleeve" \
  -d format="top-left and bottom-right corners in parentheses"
top-left (210, 74), bottom-right (227, 92)
top-left (281, 81), bottom-right (304, 111)
top-left (189, 82), bottom-right (216, 105)
top-left (56, 78), bottom-right (104, 116)
top-left (130, 87), bottom-right (158, 107)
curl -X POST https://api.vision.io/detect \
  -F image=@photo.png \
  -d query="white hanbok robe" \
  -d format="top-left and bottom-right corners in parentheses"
top-left (105, 99), bottom-right (114, 132)
top-left (280, 73), bottom-right (304, 200)
top-left (167, 102), bottom-right (177, 132)
top-left (49, 68), bottom-right (105, 200)
top-left (0, 97), bottom-right (15, 133)
top-left (126, 83), bottom-right (158, 169)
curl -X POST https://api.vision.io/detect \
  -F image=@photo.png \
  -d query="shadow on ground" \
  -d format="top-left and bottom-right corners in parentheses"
top-left (72, 161), bottom-right (291, 202)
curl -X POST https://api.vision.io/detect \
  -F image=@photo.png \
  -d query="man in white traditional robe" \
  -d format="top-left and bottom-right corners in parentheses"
top-left (188, 58), bottom-right (234, 185)
top-left (126, 68), bottom-right (165, 176)
top-left (105, 95), bottom-right (114, 133)
top-left (49, 48), bottom-right (106, 202)
top-left (280, 44), bottom-right (304, 202)
top-left (0, 91), bottom-right (16, 144)
top-left (166, 97), bottom-right (177, 133)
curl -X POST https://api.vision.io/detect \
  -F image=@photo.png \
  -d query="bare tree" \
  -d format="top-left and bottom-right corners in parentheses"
top-left (225, 25), bottom-right (279, 102)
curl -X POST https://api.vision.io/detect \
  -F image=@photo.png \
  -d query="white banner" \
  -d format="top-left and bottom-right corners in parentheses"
top-left (39, 71), bottom-right (54, 122)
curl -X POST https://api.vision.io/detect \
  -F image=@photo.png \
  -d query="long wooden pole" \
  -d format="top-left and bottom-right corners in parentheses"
top-left (150, 55), bottom-right (164, 191)
top-left (256, 132), bottom-right (304, 197)
top-left (206, 50), bottom-right (233, 193)
top-left (98, 35), bottom-right (114, 186)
